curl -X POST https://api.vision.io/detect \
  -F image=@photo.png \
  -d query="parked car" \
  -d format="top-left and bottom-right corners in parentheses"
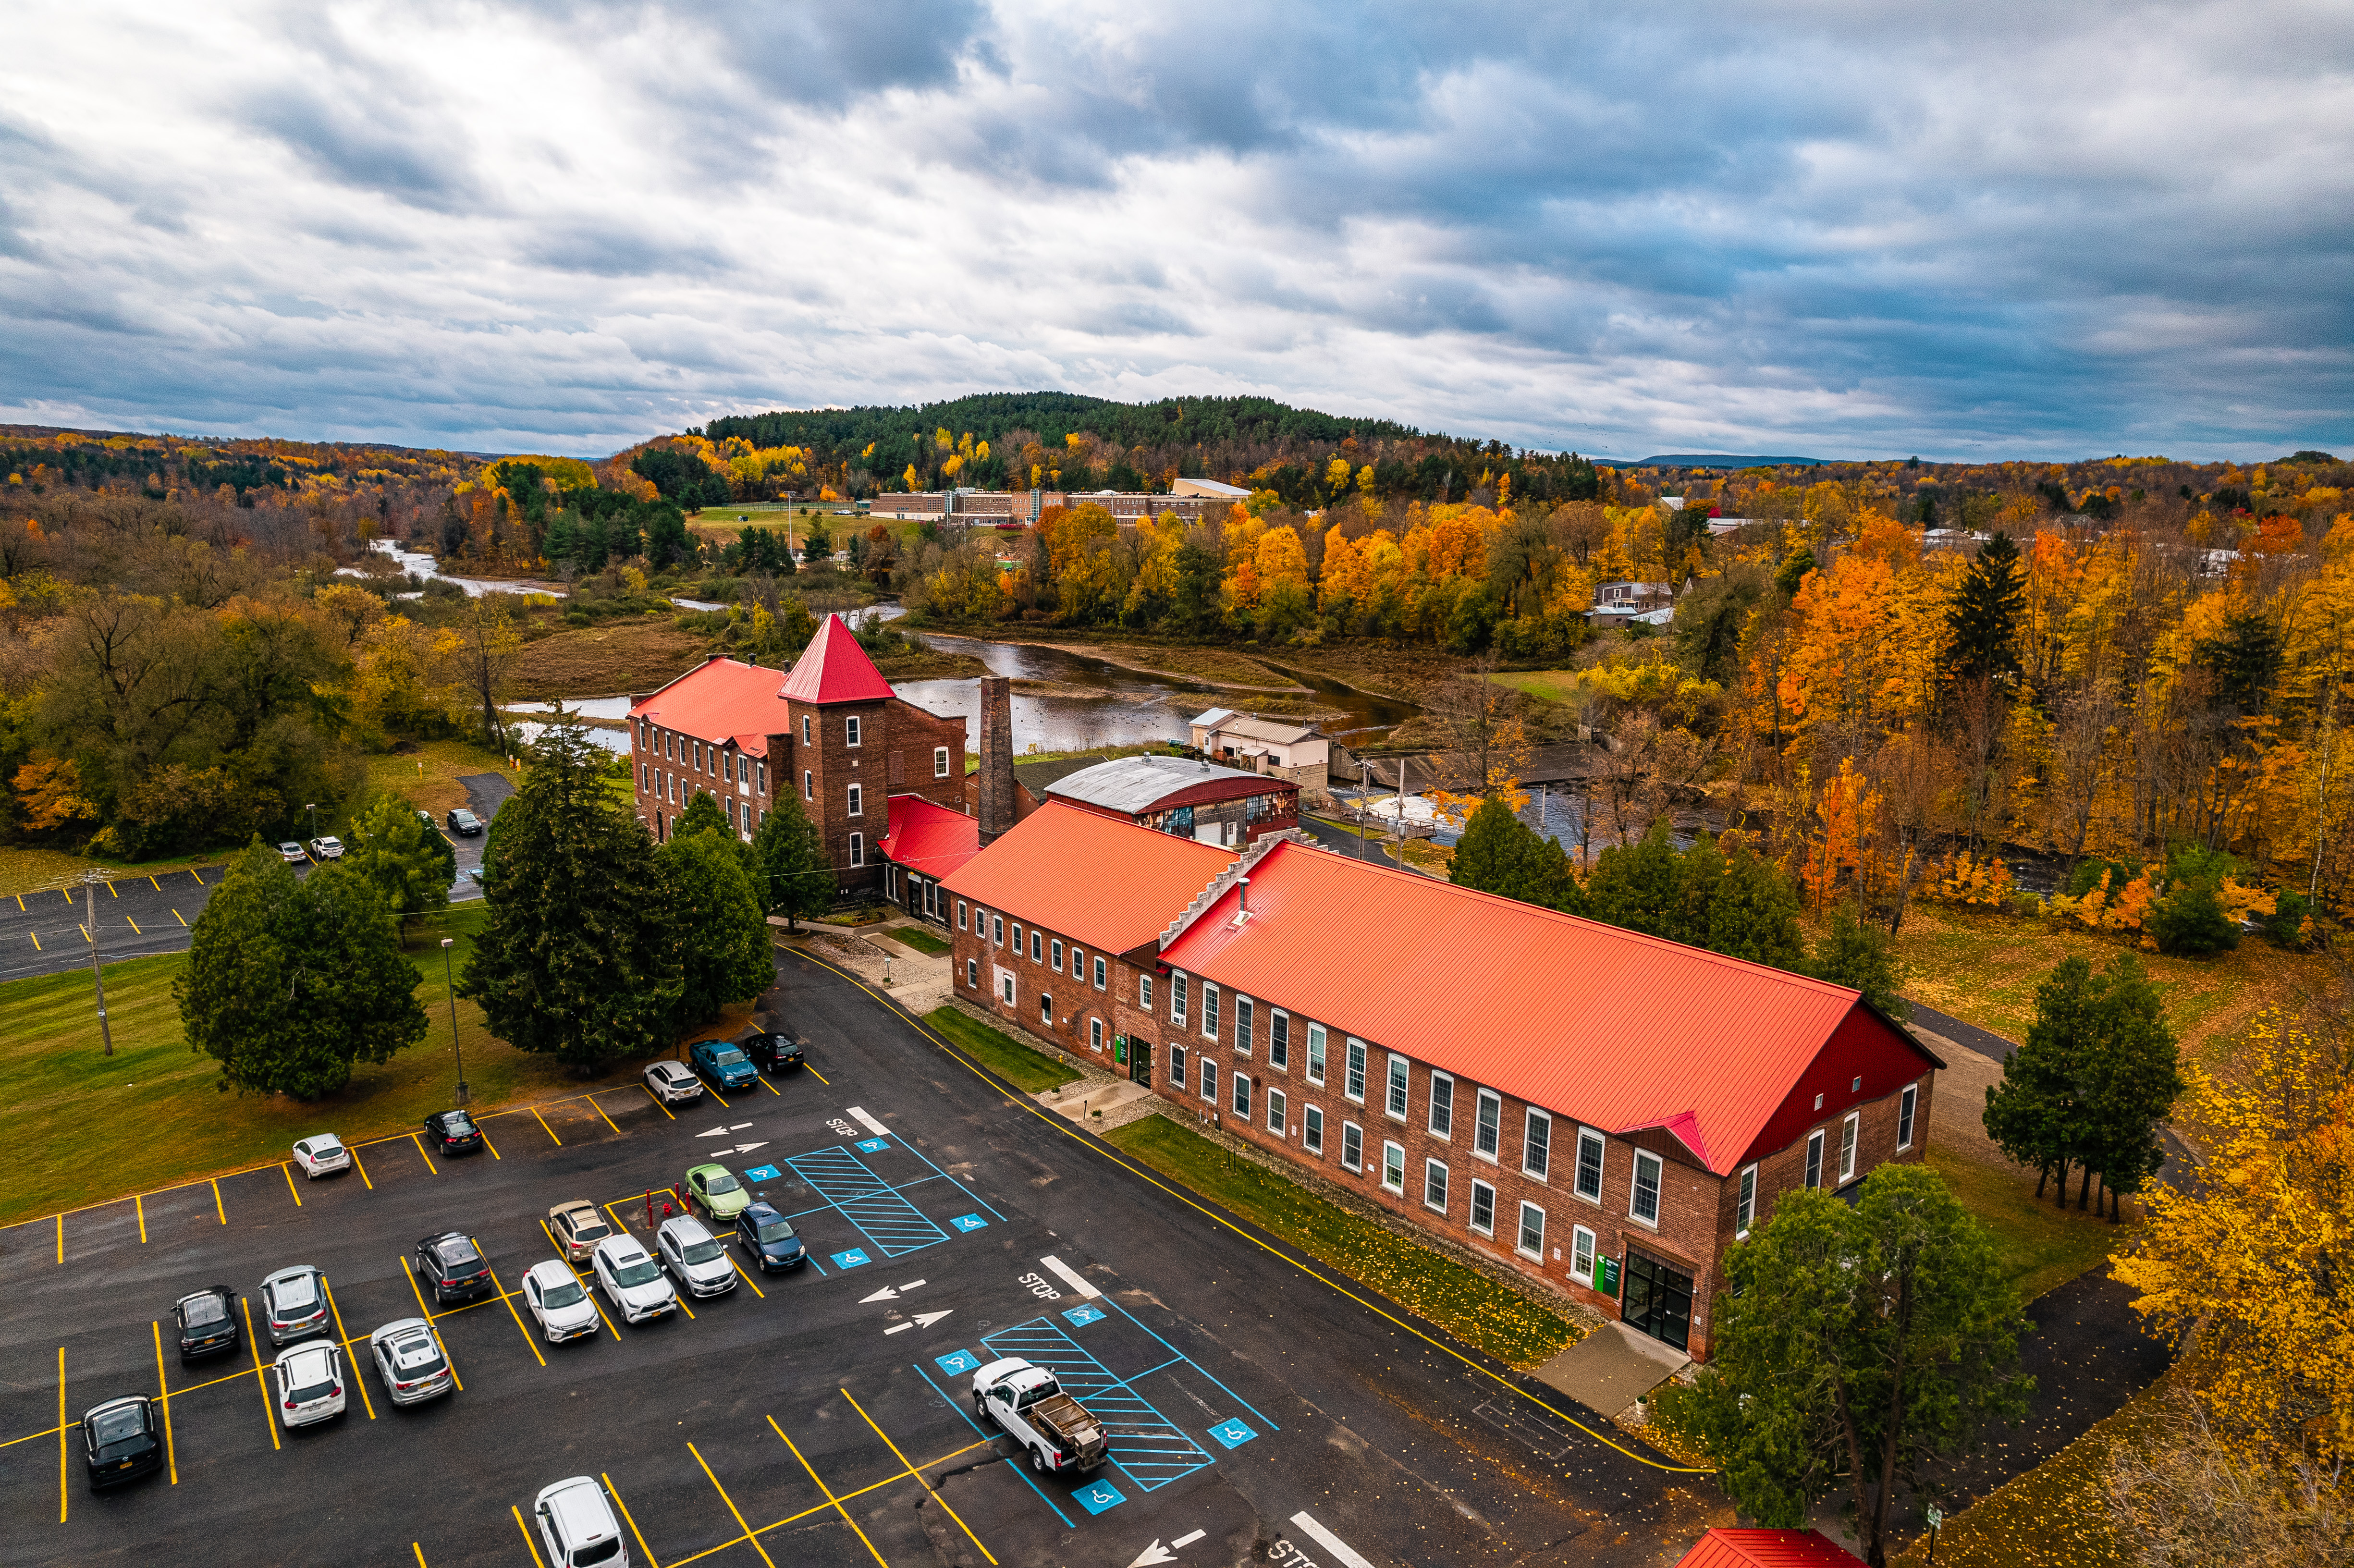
top-left (655, 1216), bottom-right (737, 1298)
top-left (731, 1200), bottom-right (807, 1272)
top-left (277, 841), bottom-right (308, 865)
top-left (172, 1286), bottom-right (241, 1359)
top-left (80, 1396), bottom-right (164, 1490)
top-left (416, 809), bottom-right (440, 833)
top-left (683, 1164), bottom-right (751, 1224)
top-left (368, 1318), bottom-right (455, 1406)
top-left (272, 1341), bottom-right (347, 1429)
top-left (307, 835), bottom-right (345, 860)
top-left (259, 1265), bottom-right (330, 1348)
top-left (422, 1108), bottom-right (485, 1155)
top-left (532, 1476), bottom-right (631, 1568)
top-left (688, 1039), bottom-right (758, 1094)
top-left (737, 1030), bottom-right (806, 1073)
top-left (521, 1259), bottom-right (602, 1342)
top-left (642, 1060), bottom-right (704, 1105)
top-left (547, 1200), bottom-right (613, 1262)
top-left (589, 1236), bottom-right (678, 1325)
top-left (414, 1232), bottom-right (493, 1307)
top-left (972, 1357), bottom-right (1110, 1477)
top-left (446, 807), bottom-right (483, 836)
top-left (290, 1134), bottom-right (351, 1179)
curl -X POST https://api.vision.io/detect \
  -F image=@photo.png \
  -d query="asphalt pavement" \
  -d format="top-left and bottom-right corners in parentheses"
top-left (2, 944), bottom-right (1717, 1568)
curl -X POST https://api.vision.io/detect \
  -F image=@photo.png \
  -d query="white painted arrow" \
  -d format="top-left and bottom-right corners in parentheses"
top-left (694, 1126), bottom-right (727, 1137)
top-left (736, 1141), bottom-right (769, 1153)
top-left (1172, 1532), bottom-right (1204, 1549)
top-left (910, 1310), bottom-right (952, 1328)
top-left (900, 1279), bottom-right (926, 1290)
top-left (730, 1122), bottom-right (752, 1131)
top-left (860, 1286), bottom-right (900, 1303)
top-left (1127, 1543), bottom-right (1177, 1568)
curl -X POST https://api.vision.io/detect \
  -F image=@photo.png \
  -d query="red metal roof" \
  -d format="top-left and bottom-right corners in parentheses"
top-left (877, 795), bottom-right (981, 880)
top-left (1674, 1530), bottom-right (1862, 1568)
top-left (941, 803), bottom-right (1233, 957)
top-left (1159, 838), bottom-right (1888, 1177)
top-left (629, 656), bottom-right (792, 753)
top-left (777, 615), bottom-right (895, 705)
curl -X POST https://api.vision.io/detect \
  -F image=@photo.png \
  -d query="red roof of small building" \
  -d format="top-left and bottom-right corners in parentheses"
top-left (941, 803), bottom-right (1234, 957)
top-left (778, 615), bottom-right (895, 705)
top-left (630, 656), bottom-right (793, 754)
top-left (877, 795), bottom-right (982, 881)
top-left (1159, 838), bottom-right (1927, 1177)
top-left (1674, 1529), bottom-right (1862, 1567)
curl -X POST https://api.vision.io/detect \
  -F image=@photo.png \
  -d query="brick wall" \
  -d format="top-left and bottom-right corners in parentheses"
top-left (947, 904), bottom-right (1123, 1059)
top-left (779, 695), bottom-right (968, 897)
top-left (631, 721), bottom-right (780, 844)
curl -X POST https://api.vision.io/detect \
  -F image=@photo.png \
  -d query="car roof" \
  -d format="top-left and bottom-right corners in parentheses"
top-left (304, 1133), bottom-right (343, 1147)
top-left (421, 1229), bottom-right (470, 1247)
top-left (659, 1215), bottom-right (715, 1243)
top-left (370, 1317), bottom-right (431, 1342)
top-left (595, 1235), bottom-right (649, 1260)
top-left (650, 1061), bottom-right (691, 1077)
top-left (276, 1342), bottom-right (335, 1370)
top-left (551, 1199), bottom-right (598, 1217)
top-left (538, 1477), bottom-right (613, 1537)
top-left (527, 1259), bottom-right (578, 1285)
top-left (687, 1162), bottom-right (731, 1177)
top-left (84, 1396), bottom-right (147, 1421)
top-left (263, 1264), bottom-right (319, 1284)
top-left (177, 1286), bottom-right (233, 1306)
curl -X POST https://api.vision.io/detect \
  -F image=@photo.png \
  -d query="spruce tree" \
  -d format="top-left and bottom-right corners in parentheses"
top-left (343, 794), bottom-right (454, 919)
top-left (1585, 822), bottom-right (1681, 937)
top-left (658, 825), bottom-right (776, 1026)
top-left (674, 789), bottom-right (731, 841)
top-left (1449, 795), bottom-right (1530, 900)
top-left (1808, 905), bottom-right (1909, 1017)
top-left (748, 790), bottom-right (830, 930)
top-left (1945, 530), bottom-right (2024, 684)
top-left (1708, 839), bottom-right (1807, 969)
top-left (461, 722), bottom-right (680, 1072)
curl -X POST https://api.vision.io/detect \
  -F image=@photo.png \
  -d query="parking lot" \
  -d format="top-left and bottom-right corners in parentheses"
top-left (1, 946), bottom-right (1708, 1567)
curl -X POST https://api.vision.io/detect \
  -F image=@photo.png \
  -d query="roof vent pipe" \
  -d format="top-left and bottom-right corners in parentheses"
top-left (1237, 876), bottom-right (1249, 916)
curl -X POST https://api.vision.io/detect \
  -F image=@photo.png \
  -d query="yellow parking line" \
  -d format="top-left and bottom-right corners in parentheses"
top-left (533, 1108), bottom-right (562, 1146)
top-left (211, 1179), bottom-right (225, 1225)
top-left (513, 1504), bottom-right (548, 1568)
top-left (149, 875), bottom-right (161, 891)
top-left (56, 1213), bottom-right (62, 1263)
top-left (412, 1545), bottom-right (428, 1568)
top-left (539, 1222), bottom-right (622, 1341)
top-left (151, 1323), bottom-right (178, 1484)
top-left (398, 1260), bottom-right (464, 1389)
top-left (78, 923), bottom-right (88, 942)
top-left (126, 915), bottom-right (141, 934)
top-left (61, 887), bottom-right (73, 902)
top-left (282, 1163), bottom-right (302, 1207)
top-left (639, 1082), bottom-right (677, 1120)
top-left (765, 1418), bottom-right (885, 1568)
top-left (137, 1194), bottom-right (147, 1243)
top-left (688, 1443), bottom-right (778, 1568)
top-left (758, 1074), bottom-right (781, 1096)
top-left (189, 869), bottom-right (202, 885)
top-left (602, 1471), bottom-right (657, 1568)
top-left (173, 908), bottom-right (186, 927)
top-left (0, 1419), bottom-right (67, 1449)
top-left (106, 880), bottom-right (117, 898)
top-left (483, 1261), bottom-right (546, 1368)
top-left (349, 1144), bottom-right (374, 1190)
top-left (411, 1132), bottom-right (438, 1176)
top-left (479, 1126), bottom-right (501, 1160)
top-left (842, 1387), bottom-right (993, 1564)
top-left (589, 1094), bottom-right (624, 1137)
top-left (729, 1254), bottom-right (766, 1299)
top-left (806, 1064), bottom-right (830, 1085)
top-left (244, 1299), bottom-right (280, 1450)
top-left (12, 892), bottom-right (21, 910)
top-left (322, 1279), bottom-right (375, 1419)
top-left (29, 931), bottom-right (39, 952)
top-left (56, 1348), bottom-right (66, 1523)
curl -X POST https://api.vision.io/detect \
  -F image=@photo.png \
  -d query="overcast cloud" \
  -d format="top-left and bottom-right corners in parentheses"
top-left (1, 0), bottom-right (2347, 460)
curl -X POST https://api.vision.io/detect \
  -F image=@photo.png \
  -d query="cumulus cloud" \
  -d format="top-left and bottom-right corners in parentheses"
top-left (0, 0), bottom-right (2346, 458)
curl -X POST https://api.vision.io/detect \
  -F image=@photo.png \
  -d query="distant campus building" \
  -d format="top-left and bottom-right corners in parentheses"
top-left (870, 477), bottom-right (1251, 525)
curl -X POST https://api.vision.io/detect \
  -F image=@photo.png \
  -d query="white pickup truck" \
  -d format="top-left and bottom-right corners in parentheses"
top-left (972, 1357), bottom-right (1110, 1478)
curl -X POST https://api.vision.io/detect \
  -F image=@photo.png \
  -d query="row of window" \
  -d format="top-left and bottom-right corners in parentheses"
top-left (957, 902), bottom-right (1109, 992)
top-left (638, 726), bottom-right (770, 793)
top-left (1731, 1084), bottom-right (1919, 1236)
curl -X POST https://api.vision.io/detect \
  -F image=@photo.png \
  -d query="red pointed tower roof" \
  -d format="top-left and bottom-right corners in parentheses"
top-left (778, 614), bottom-right (895, 704)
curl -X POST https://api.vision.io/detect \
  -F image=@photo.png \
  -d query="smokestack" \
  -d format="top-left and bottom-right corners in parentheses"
top-left (978, 674), bottom-right (1015, 845)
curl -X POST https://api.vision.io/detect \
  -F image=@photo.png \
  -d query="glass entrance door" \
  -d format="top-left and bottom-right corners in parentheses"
top-left (1621, 1250), bottom-right (1694, 1351)
top-left (1128, 1039), bottom-right (1152, 1086)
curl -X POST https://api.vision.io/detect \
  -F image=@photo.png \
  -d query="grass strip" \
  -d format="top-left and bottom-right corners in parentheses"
top-left (923, 1006), bottom-right (1079, 1093)
top-left (1926, 1147), bottom-right (2125, 1303)
top-left (881, 926), bottom-right (951, 956)
top-left (1104, 1113), bottom-right (1580, 1371)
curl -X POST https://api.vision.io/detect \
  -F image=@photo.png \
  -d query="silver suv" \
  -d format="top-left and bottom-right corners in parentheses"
top-left (655, 1216), bottom-right (737, 1298)
top-left (259, 1265), bottom-right (330, 1348)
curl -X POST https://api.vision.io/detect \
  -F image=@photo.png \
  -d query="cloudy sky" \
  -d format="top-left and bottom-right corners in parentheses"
top-left (3, 1), bottom-right (2348, 461)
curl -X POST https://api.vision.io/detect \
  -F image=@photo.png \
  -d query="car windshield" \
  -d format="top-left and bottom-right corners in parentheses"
top-left (570, 1218), bottom-right (610, 1241)
top-left (289, 1376), bottom-right (336, 1403)
top-left (704, 1172), bottom-right (741, 1195)
top-left (712, 1049), bottom-right (748, 1066)
top-left (542, 1280), bottom-right (585, 1309)
top-left (576, 1537), bottom-right (622, 1566)
top-left (611, 1258), bottom-right (661, 1287)
top-left (1018, 1379), bottom-right (1060, 1407)
top-left (681, 1238), bottom-right (725, 1264)
top-left (437, 1239), bottom-right (480, 1267)
top-left (279, 843), bottom-right (301, 853)
top-left (183, 1295), bottom-right (227, 1326)
top-left (393, 1347), bottom-right (446, 1376)
top-left (442, 1113), bottom-right (474, 1134)
top-left (90, 1407), bottom-right (146, 1446)
top-left (274, 1276), bottom-right (317, 1311)
top-left (312, 1137), bottom-right (343, 1152)
top-left (754, 1219), bottom-right (797, 1243)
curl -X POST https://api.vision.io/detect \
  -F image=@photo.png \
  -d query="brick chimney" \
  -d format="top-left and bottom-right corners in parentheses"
top-left (977, 674), bottom-right (1015, 845)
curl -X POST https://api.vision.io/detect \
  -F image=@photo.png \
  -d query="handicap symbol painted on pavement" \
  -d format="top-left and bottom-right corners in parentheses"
top-left (1207, 1419), bottom-right (1257, 1449)
top-left (950, 1213), bottom-right (988, 1231)
top-left (856, 1137), bottom-right (891, 1152)
top-left (742, 1164), bottom-right (781, 1182)
top-left (1073, 1479), bottom-right (1125, 1515)
top-left (831, 1249), bottom-right (872, 1270)
top-left (934, 1349), bottom-right (980, 1375)
top-left (1063, 1305), bottom-right (1106, 1328)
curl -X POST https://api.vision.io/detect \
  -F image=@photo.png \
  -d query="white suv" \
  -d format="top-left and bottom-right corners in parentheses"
top-left (533, 1476), bottom-right (629, 1566)
top-left (522, 1259), bottom-right (603, 1342)
top-left (642, 1061), bottom-right (703, 1104)
top-left (272, 1342), bottom-right (347, 1429)
top-left (590, 1237), bottom-right (678, 1325)
top-left (655, 1216), bottom-right (737, 1298)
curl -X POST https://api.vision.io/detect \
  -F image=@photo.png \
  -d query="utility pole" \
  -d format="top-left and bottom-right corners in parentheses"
top-left (1357, 760), bottom-right (1370, 858)
top-left (83, 871), bottom-right (113, 1056)
top-left (441, 937), bottom-right (468, 1104)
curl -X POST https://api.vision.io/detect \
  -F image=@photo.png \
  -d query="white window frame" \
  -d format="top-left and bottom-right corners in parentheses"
top-left (1428, 1072), bottom-right (1453, 1139)
top-left (847, 782), bottom-right (862, 817)
top-left (803, 769), bottom-right (813, 801)
top-left (1092, 956), bottom-right (1106, 991)
top-left (965, 957), bottom-right (977, 988)
top-left (1516, 1201), bottom-right (1545, 1261)
top-left (1473, 1089), bottom-right (1501, 1161)
top-left (1385, 1054), bottom-right (1409, 1120)
top-left (1029, 930), bottom-right (1042, 963)
top-left (1840, 1111), bottom-right (1860, 1184)
top-left (1139, 974), bottom-right (1153, 1010)
top-left (1051, 939), bottom-right (1064, 971)
top-left (1522, 1109), bottom-right (1552, 1181)
top-left (1202, 984), bottom-right (1220, 1041)
top-left (1266, 1088), bottom-right (1286, 1136)
top-left (1381, 1140), bottom-right (1406, 1193)
top-left (848, 832), bottom-right (863, 867)
top-left (845, 715), bottom-right (861, 747)
top-left (1232, 1072), bottom-right (1251, 1119)
top-left (1200, 1059), bottom-right (1217, 1104)
top-left (1423, 1158), bottom-right (1448, 1214)
top-left (1574, 1127), bottom-right (1605, 1202)
top-left (1571, 1224), bottom-right (1596, 1282)
top-left (1469, 1179), bottom-right (1496, 1236)
top-left (1090, 1017), bottom-right (1103, 1050)
top-left (1897, 1083), bottom-right (1917, 1151)
top-left (1805, 1127), bottom-right (1826, 1189)
top-left (957, 899), bottom-right (968, 930)
top-left (801, 714), bottom-right (811, 745)
top-left (990, 913), bottom-right (1004, 945)
top-left (1736, 1164), bottom-right (1757, 1237)
top-left (1269, 1010), bottom-right (1289, 1070)
top-left (1302, 1104), bottom-right (1324, 1155)
top-left (1040, 992), bottom-right (1054, 1027)
top-left (1234, 996), bottom-right (1253, 1055)
top-left (1306, 1023), bottom-right (1326, 1086)
top-left (933, 746), bottom-right (950, 779)
top-left (999, 970), bottom-right (1014, 1004)
top-left (757, 761), bottom-right (766, 793)
top-left (1169, 1044), bottom-right (1187, 1090)
top-left (1344, 1038), bottom-right (1367, 1103)
top-left (1069, 945), bottom-right (1083, 978)
top-left (1631, 1149), bottom-right (1663, 1226)
top-left (1171, 973), bottom-right (1188, 1028)
top-left (1341, 1121), bottom-right (1363, 1173)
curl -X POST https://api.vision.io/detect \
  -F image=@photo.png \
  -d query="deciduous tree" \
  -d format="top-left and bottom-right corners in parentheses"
top-left (343, 794), bottom-right (454, 918)
top-left (658, 825), bottom-right (774, 1026)
top-left (747, 790), bottom-right (829, 931)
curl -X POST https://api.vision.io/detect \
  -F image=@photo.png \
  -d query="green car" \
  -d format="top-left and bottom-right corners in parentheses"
top-left (684, 1164), bottom-right (751, 1223)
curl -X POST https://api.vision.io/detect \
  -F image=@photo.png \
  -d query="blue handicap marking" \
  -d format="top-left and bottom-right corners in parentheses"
top-left (1063, 1305), bottom-right (1106, 1328)
top-left (1073, 1479), bottom-right (1125, 1515)
top-left (1207, 1418), bottom-right (1257, 1449)
top-left (950, 1214), bottom-right (989, 1232)
top-left (831, 1248), bottom-right (872, 1270)
top-left (934, 1349), bottom-right (980, 1376)
top-left (742, 1164), bottom-right (781, 1182)
top-left (856, 1137), bottom-right (890, 1152)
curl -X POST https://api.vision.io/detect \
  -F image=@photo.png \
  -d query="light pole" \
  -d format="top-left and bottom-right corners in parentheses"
top-left (441, 936), bottom-right (468, 1104)
top-left (306, 802), bottom-right (318, 846)
top-left (82, 870), bottom-right (113, 1056)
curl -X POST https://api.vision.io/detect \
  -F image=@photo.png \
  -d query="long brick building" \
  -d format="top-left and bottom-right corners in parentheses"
top-left (941, 806), bottom-right (1942, 1361)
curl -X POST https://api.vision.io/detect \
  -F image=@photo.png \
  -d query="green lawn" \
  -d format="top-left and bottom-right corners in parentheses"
top-left (923, 1006), bottom-right (1079, 1093)
top-left (1929, 1148), bottom-right (2127, 1305)
top-left (1104, 1114), bottom-right (1582, 1371)
top-left (881, 925), bottom-right (951, 956)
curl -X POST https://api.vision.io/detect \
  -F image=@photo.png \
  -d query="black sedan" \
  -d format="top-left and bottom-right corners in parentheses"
top-left (422, 1108), bottom-right (485, 1155)
top-left (445, 807), bottom-right (483, 836)
top-left (81, 1397), bottom-right (163, 1490)
top-left (738, 1030), bottom-right (806, 1073)
top-left (415, 1232), bottom-right (493, 1306)
top-left (732, 1200), bottom-right (807, 1272)
top-left (172, 1286), bottom-right (240, 1359)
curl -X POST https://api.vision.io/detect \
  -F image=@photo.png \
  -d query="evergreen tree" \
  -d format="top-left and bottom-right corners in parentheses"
top-left (1449, 795), bottom-right (1586, 915)
top-left (461, 722), bottom-right (680, 1072)
top-left (1585, 822), bottom-right (1682, 938)
top-left (1809, 905), bottom-right (1910, 1018)
top-left (343, 794), bottom-right (453, 919)
top-left (1983, 953), bottom-right (2178, 1210)
top-left (658, 826), bottom-right (775, 1026)
top-left (1707, 839), bottom-right (1807, 969)
top-left (1983, 956), bottom-right (2094, 1200)
top-left (177, 844), bottom-right (428, 1097)
top-left (1773, 545), bottom-right (1815, 599)
top-left (800, 515), bottom-right (833, 564)
top-left (674, 789), bottom-right (731, 841)
top-left (1945, 530), bottom-right (2024, 684)
top-left (747, 790), bottom-right (830, 931)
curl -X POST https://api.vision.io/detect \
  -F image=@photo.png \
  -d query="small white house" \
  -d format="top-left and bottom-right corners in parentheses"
top-left (1187, 709), bottom-right (1331, 780)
